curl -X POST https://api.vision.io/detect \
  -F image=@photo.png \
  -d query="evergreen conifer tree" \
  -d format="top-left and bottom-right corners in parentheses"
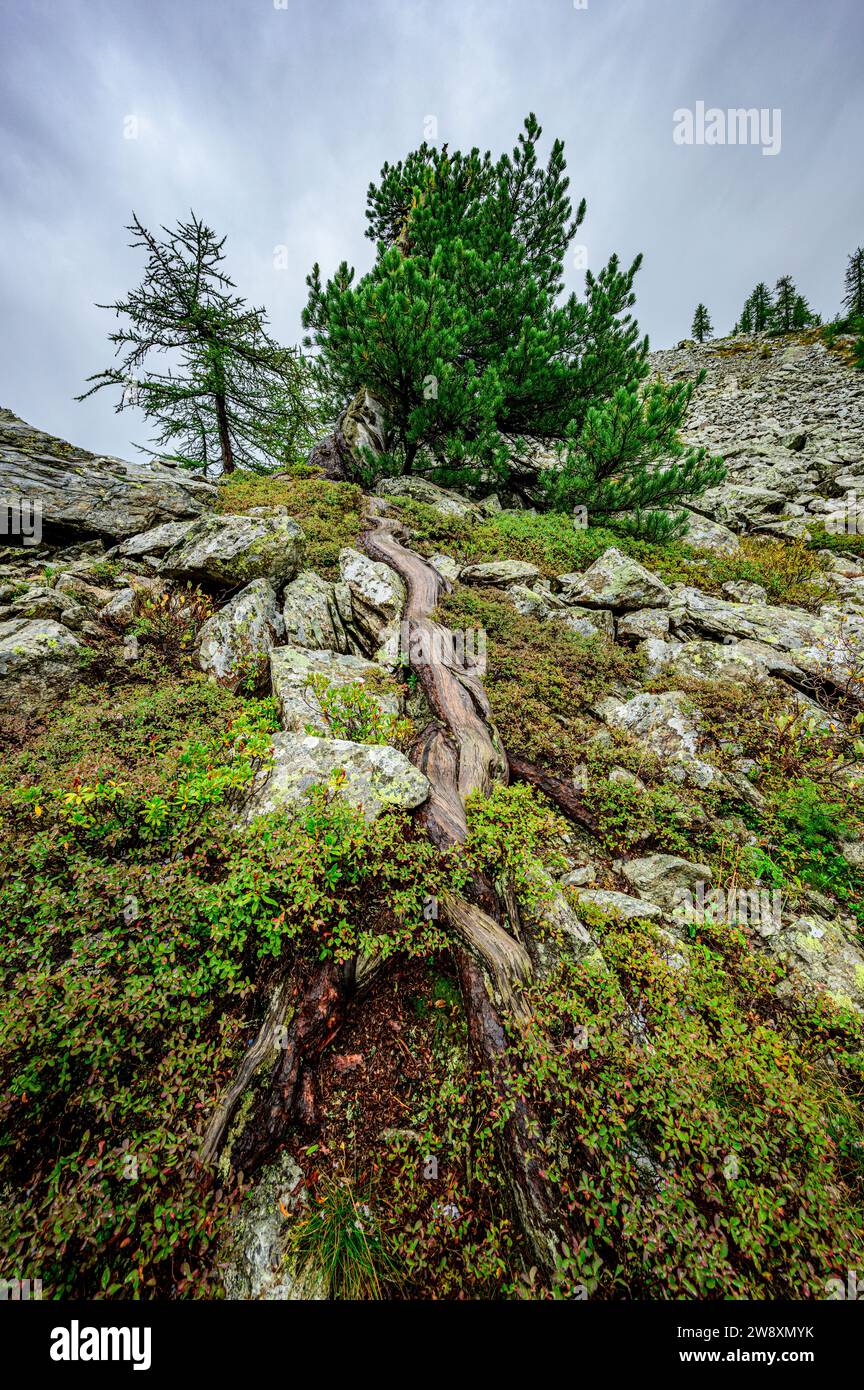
top-left (80, 213), bottom-right (313, 473)
top-left (843, 246), bottom-right (864, 320)
top-left (691, 303), bottom-right (713, 341)
top-left (304, 115), bottom-right (723, 536)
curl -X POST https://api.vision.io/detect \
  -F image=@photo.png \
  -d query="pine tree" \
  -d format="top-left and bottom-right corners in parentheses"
top-left (843, 246), bottom-right (864, 320)
top-left (792, 293), bottom-right (818, 329)
top-left (79, 213), bottom-right (313, 473)
top-left (735, 299), bottom-right (754, 334)
top-left (772, 275), bottom-right (801, 333)
top-left (691, 304), bottom-right (713, 342)
top-left (746, 282), bottom-right (774, 333)
top-left (304, 115), bottom-right (723, 536)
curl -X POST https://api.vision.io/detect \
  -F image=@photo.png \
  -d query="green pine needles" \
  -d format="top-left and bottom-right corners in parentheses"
top-left (303, 114), bottom-right (725, 540)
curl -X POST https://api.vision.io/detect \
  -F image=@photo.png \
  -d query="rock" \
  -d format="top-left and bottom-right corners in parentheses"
top-left (430, 553), bottom-right (460, 584)
top-left (0, 617), bottom-right (81, 716)
top-left (375, 476), bottom-right (480, 519)
top-left (621, 854), bottom-right (712, 913)
top-left (160, 513), bottom-right (304, 587)
top-left (681, 510), bottom-right (740, 554)
top-left (639, 637), bottom-right (776, 685)
top-left (572, 888), bottom-right (663, 921)
top-left (281, 571), bottom-right (350, 654)
top-left (558, 548), bottom-right (672, 612)
top-left (668, 586), bottom-right (864, 694)
top-left (547, 607), bottom-right (615, 639)
top-left (222, 1153), bottom-right (325, 1301)
top-left (460, 559), bottom-right (541, 588)
top-left (243, 732), bottom-right (429, 824)
top-left (99, 586), bottom-right (139, 628)
top-left (775, 914), bottom-right (864, 1014)
top-left (269, 646), bottom-right (401, 733)
top-left (111, 519), bottom-right (198, 560)
top-left (338, 547), bottom-right (406, 654)
top-left (617, 608), bottom-right (671, 641)
top-left (507, 583), bottom-right (563, 619)
top-left (595, 690), bottom-right (728, 792)
top-left (0, 408), bottom-right (215, 540)
top-left (341, 388), bottom-right (388, 464)
top-left (722, 580), bottom-right (768, 604)
top-left (4, 583), bottom-right (89, 632)
top-left (196, 579), bottom-right (285, 689)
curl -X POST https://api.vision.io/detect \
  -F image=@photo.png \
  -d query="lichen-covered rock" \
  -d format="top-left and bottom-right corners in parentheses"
top-left (111, 519), bottom-right (199, 560)
top-left (547, 607), bottom-right (615, 639)
top-left (269, 646), bottom-right (401, 733)
top-left (0, 617), bottom-right (81, 716)
top-left (668, 585), bottom-right (864, 695)
top-left (461, 559), bottom-right (541, 588)
top-left (160, 513), bottom-right (305, 587)
top-left (558, 548), bottom-right (672, 612)
top-left (375, 476), bottom-right (480, 518)
top-left (595, 690), bottom-right (729, 793)
top-left (621, 854), bottom-right (712, 913)
top-left (774, 913), bottom-right (864, 1015)
top-left (0, 408), bottom-right (215, 540)
top-left (222, 1153), bottom-right (325, 1301)
top-left (616, 608), bottom-right (671, 641)
top-left (196, 579), bottom-right (284, 689)
top-left (572, 888), bottom-right (663, 921)
top-left (680, 510), bottom-right (740, 554)
top-left (281, 570), bottom-right (350, 654)
top-left (338, 547), bottom-right (406, 654)
top-left (243, 732), bottom-right (429, 824)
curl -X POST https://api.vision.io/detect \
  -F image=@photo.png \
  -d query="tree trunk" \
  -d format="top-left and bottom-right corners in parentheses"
top-left (215, 392), bottom-right (235, 474)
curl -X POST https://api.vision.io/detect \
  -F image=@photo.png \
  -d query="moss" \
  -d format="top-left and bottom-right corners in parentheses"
top-left (217, 473), bottom-right (363, 578)
top-left (437, 584), bottom-right (643, 772)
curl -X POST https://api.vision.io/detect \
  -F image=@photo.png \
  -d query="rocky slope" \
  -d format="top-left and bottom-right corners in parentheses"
top-left (1, 334), bottom-right (863, 1301)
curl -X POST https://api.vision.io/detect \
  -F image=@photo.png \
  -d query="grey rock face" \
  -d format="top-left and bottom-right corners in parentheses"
top-left (269, 646), bottom-right (401, 733)
top-left (571, 888), bottom-right (663, 921)
top-left (281, 570), bottom-right (351, 654)
top-left (375, 476), bottom-right (481, 519)
top-left (621, 854), bottom-right (713, 913)
top-left (338, 547), bottom-right (406, 654)
top-left (111, 519), bottom-right (199, 560)
top-left (161, 513), bottom-right (305, 587)
top-left (222, 1153), bottom-right (325, 1301)
top-left (196, 579), bottom-right (285, 688)
top-left (461, 559), bottom-right (541, 588)
top-left (0, 408), bottom-right (215, 539)
top-left (558, 548), bottom-right (672, 612)
top-left (0, 617), bottom-right (81, 715)
top-left (243, 732), bottom-right (429, 824)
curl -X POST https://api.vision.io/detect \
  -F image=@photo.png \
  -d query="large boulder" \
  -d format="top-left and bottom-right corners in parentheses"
top-left (111, 519), bottom-right (198, 560)
top-left (460, 559), bottom-right (541, 588)
top-left (269, 646), bottom-right (401, 733)
top-left (0, 408), bottom-right (215, 540)
top-left (559, 548), bottom-right (672, 612)
top-left (196, 579), bottom-right (285, 689)
top-left (0, 617), bottom-right (81, 716)
top-left (338, 547), bottom-right (406, 656)
top-left (375, 476), bottom-right (480, 520)
top-left (243, 732), bottom-right (429, 824)
top-left (222, 1153), bottom-right (325, 1301)
top-left (282, 570), bottom-right (351, 654)
top-left (595, 690), bottom-right (729, 793)
top-left (160, 513), bottom-right (304, 587)
top-left (621, 854), bottom-right (713, 913)
top-left (668, 586), bottom-right (864, 695)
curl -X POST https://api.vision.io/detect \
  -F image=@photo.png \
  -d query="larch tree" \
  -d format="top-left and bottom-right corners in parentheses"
top-left (79, 213), bottom-right (314, 474)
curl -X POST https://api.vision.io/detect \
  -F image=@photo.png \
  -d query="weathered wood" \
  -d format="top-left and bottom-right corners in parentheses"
top-left (230, 959), bottom-right (346, 1178)
top-left (439, 889), bottom-right (531, 1016)
top-left (507, 750), bottom-right (599, 836)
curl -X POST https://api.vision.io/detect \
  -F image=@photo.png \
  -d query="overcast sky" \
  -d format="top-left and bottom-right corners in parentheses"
top-left (1, 0), bottom-right (862, 460)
